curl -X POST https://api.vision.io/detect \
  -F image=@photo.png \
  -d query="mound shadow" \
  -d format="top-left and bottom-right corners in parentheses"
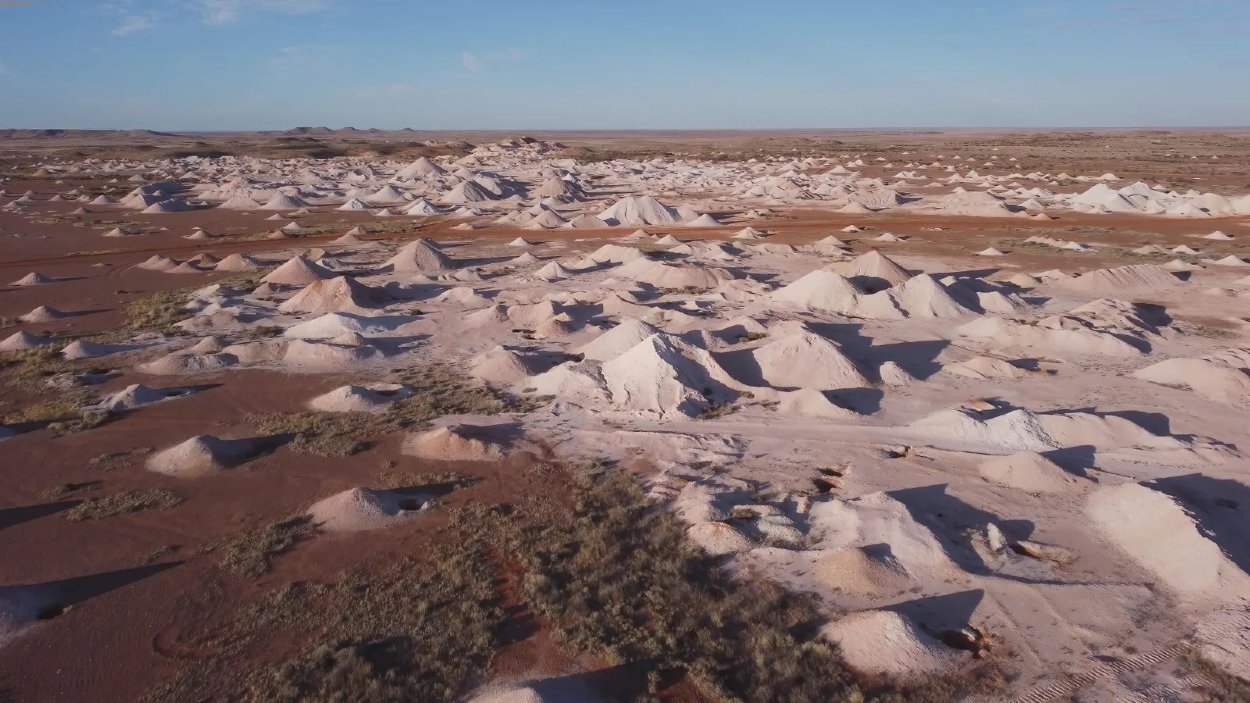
top-left (0, 561), bottom-right (182, 621)
top-left (0, 501), bottom-right (80, 531)
top-left (1149, 474), bottom-right (1250, 575)
top-left (888, 484), bottom-right (1039, 581)
top-left (883, 588), bottom-right (987, 634)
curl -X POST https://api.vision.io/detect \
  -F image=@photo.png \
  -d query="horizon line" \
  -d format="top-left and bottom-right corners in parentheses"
top-left (5, 125), bottom-right (1250, 135)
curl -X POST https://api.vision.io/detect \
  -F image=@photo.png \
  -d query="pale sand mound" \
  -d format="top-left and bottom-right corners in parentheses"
top-left (750, 330), bottom-right (870, 390)
top-left (260, 255), bottom-right (333, 286)
top-left (147, 435), bottom-right (258, 477)
top-left (600, 333), bottom-right (744, 417)
top-left (1056, 263), bottom-right (1183, 295)
top-left (597, 195), bottom-right (679, 226)
top-left (587, 243), bottom-right (647, 264)
top-left (929, 406), bottom-right (1194, 457)
top-left (577, 318), bottom-right (660, 362)
top-left (814, 546), bottom-right (912, 593)
top-left (944, 356), bottom-right (1030, 380)
top-left (505, 300), bottom-right (564, 328)
top-left (330, 232), bottom-right (365, 246)
top-left (282, 339), bottom-right (378, 368)
top-left (467, 678), bottom-right (603, 703)
top-left (384, 238), bottom-right (453, 272)
top-left (771, 269), bottom-right (861, 310)
top-left (470, 346), bottom-right (551, 385)
top-left (1037, 411), bottom-right (1184, 451)
top-left (307, 383), bottom-right (411, 413)
top-left (187, 336), bottom-right (224, 354)
top-left (878, 361), bottom-right (915, 386)
top-left (888, 273), bottom-right (971, 318)
top-left (534, 313), bottom-right (576, 338)
top-left (687, 521), bottom-right (752, 556)
top-left (979, 452), bottom-right (1084, 493)
top-left (775, 388), bottom-right (858, 418)
top-left (18, 305), bottom-right (66, 323)
top-left (1086, 483), bottom-right (1250, 601)
top-left (832, 249), bottom-right (915, 291)
top-left (214, 253), bottom-right (263, 272)
top-left (1003, 272), bottom-right (1041, 288)
top-left (277, 276), bottom-right (385, 315)
top-left (284, 312), bottom-right (391, 339)
top-left (0, 331), bottom-right (57, 352)
top-left (100, 384), bottom-right (188, 411)
top-left (138, 255), bottom-right (180, 271)
top-left (807, 491), bottom-right (958, 577)
top-left (957, 316), bottom-right (1143, 358)
top-left (821, 610), bottom-right (959, 677)
top-left (533, 261), bottom-right (572, 281)
top-left (619, 259), bottom-right (735, 289)
top-left (307, 487), bottom-right (428, 532)
top-left (402, 425), bottom-right (507, 461)
top-left (10, 272), bottom-right (53, 286)
top-left (1132, 357), bottom-right (1250, 404)
top-left (61, 340), bottom-right (142, 360)
top-left (772, 269), bottom-right (966, 320)
top-left (436, 287), bottom-right (493, 307)
top-left (975, 290), bottom-right (1025, 314)
top-left (1213, 254), bottom-right (1249, 267)
top-left (137, 351), bottom-right (237, 375)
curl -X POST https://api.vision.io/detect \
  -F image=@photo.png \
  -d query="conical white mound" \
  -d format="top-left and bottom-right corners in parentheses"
top-left (385, 238), bottom-right (453, 272)
top-left (307, 487), bottom-right (429, 532)
top-left (750, 330), bottom-right (870, 390)
top-left (402, 425), bottom-right (508, 461)
top-left (260, 255), bottom-right (333, 286)
top-left (146, 435), bottom-right (257, 477)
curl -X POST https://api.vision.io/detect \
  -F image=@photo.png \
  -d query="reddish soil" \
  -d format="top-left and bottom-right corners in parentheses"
top-left (1, 130), bottom-right (1248, 701)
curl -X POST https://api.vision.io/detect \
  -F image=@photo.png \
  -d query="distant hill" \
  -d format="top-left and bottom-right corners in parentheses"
top-left (281, 126), bottom-right (336, 136)
top-left (279, 126), bottom-right (413, 137)
top-left (0, 128), bottom-right (179, 139)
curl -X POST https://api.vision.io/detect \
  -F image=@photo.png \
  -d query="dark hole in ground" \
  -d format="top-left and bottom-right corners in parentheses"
top-left (36, 604), bottom-right (68, 620)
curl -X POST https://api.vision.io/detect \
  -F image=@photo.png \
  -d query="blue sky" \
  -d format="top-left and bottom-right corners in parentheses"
top-left (0, 0), bottom-right (1247, 130)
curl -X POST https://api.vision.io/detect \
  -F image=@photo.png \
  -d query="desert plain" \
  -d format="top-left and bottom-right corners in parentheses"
top-left (0, 128), bottom-right (1249, 702)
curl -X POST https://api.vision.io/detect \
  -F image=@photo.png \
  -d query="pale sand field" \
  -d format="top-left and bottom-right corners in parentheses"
top-left (1, 130), bottom-right (1249, 702)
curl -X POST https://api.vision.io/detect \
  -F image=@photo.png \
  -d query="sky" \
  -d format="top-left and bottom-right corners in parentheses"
top-left (0, 0), bottom-right (1248, 130)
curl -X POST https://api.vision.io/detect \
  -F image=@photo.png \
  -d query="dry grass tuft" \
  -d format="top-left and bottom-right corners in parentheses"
top-left (246, 411), bottom-right (377, 457)
top-left (147, 462), bottom-right (1001, 703)
top-left (217, 515), bottom-right (319, 579)
top-left (245, 363), bottom-right (542, 457)
top-left (66, 489), bottom-right (182, 521)
top-left (89, 446), bottom-right (153, 470)
top-left (147, 546), bottom-right (500, 702)
top-left (465, 465), bottom-right (866, 701)
top-left (2, 398), bottom-right (112, 436)
top-left (125, 289), bottom-right (193, 333)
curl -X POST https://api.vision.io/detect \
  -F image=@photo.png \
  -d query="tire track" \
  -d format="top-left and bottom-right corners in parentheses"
top-left (1008, 641), bottom-right (1190, 703)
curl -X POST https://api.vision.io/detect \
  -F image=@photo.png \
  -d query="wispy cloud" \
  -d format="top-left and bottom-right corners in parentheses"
top-left (199, 0), bottom-right (333, 25)
top-left (461, 47), bottom-right (527, 74)
top-left (112, 13), bottom-right (156, 35)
